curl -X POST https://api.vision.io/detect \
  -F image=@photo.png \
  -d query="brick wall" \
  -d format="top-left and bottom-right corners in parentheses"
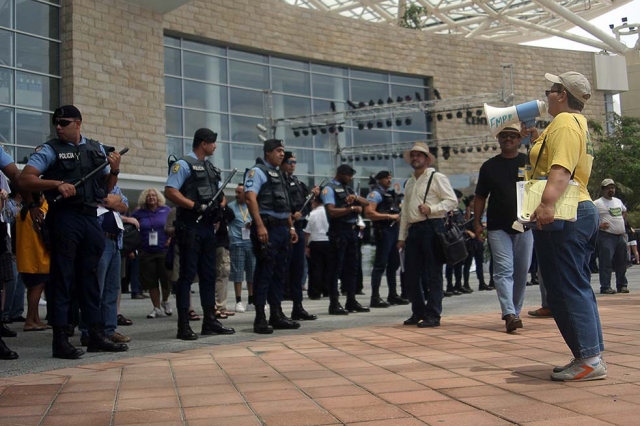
top-left (60, 0), bottom-right (166, 177)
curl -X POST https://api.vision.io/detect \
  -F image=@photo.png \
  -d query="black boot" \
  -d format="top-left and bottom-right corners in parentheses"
top-left (444, 284), bottom-right (455, 297)
top-left (370, 296), bottom-right (390, 308)
top-left (345, 299), bottom-right (370, 313)
top-left (458, 283), bottom-right (473, 294)
top-left (0, 336), bottom-right (18, 360)
top-left (254, 304), bottom-right (274, 334)
top-left (87, 324), bottom-right (128, 353)
top-left (52, 327), bottom-right (84, 359)
top-left (328, 297), bottom-right (348, 315)
top-left (202, 306), bottom-right (235, 335)
top-left (479, 282), bottom-right (493, 291)
top-left (177, 308), bottom-right (198, 340)
top-left (387, 293), bottom-right (410, 305)
top-left (0, 323), bottom-right (16, 338)
top-left (291, 303), bottom-right (317, 321)
top-left (269, 304), bottom-right (300, 329)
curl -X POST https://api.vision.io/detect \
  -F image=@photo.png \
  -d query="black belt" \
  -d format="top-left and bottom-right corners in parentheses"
top-left (373, 219), bottom-right (396, 228)
top-left (330, 222), bottom-right (358, 231)
top-left (294, 220), bottom-right (307, 229)
top-left (104, 232), bottom-right (118, 241)
top-left (410, 218), bottom-right (444, 228)
top-left (260, 215), bottom-right (289, 228)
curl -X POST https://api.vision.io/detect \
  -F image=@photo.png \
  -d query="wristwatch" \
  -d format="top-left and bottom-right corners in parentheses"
top-left (110, 169), bottom-right (120, 176)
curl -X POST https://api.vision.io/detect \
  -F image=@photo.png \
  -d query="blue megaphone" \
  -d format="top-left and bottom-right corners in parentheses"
top-left (484, 100), bottom-right (546, 146)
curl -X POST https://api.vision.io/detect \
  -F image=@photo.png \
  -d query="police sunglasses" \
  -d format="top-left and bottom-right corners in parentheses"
top-left (52, 119), bottom-right (76, 127)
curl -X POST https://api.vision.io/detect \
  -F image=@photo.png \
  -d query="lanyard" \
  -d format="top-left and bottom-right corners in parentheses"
top-left (238, 204), bottom-right (249, 222)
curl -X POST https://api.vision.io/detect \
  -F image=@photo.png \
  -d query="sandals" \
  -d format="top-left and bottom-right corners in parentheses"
top-left (215, 309), bottom-right (228, 319)
top-left (188, 309), bottom-right (201, 321)
top-left (117, 314), bottom-right (133, 326)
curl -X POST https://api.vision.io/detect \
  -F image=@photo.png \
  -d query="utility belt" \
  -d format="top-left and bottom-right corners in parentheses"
top-left (373, 219), bottom-right (396, 229)
top-left (329, 221), bottom-right (358, 231)
top-left (260, 215), bottom-right (289, 229)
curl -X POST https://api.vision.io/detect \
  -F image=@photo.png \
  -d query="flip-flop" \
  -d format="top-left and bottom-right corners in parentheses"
top-left (215, 310), bottom-right (228, 319)
top-left (188, 309), bottom-right (201, 321)
top-left (23, 326), bottom-right (47, 332)
top-left (220, 310), bottom-right (235, 317)
top-left (117, 314), bottom-right (133, 326)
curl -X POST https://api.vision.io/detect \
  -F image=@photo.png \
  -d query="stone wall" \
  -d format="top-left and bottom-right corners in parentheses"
top-left (60, 0), bottom-right (166, 177)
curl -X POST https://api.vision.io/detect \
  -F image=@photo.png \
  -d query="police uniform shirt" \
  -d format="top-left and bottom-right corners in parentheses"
top-left (320, 179), bottom-right (356, 224)
top-left (244, 163), bottom-right (290, 220)
top-left (0, 148), bottom-right (14, 169)
top-left (26, 136), bottom-right (110, 176)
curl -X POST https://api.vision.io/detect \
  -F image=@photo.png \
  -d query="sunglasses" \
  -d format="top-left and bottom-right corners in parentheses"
top-left (285, 160), bottom-right (297, 165)
top-left (497, 133), bottom-right (521, 140)
top-left (53, 119), bottom-right (76, 127)
top-left (545, 89), bottom-right (563, 97)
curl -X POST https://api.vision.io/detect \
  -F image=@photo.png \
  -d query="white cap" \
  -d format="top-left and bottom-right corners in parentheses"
top-left (545, 72), bottom-right (591, 104)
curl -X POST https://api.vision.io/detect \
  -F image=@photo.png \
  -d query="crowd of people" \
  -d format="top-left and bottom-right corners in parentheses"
top-left (0, 71), bottom-right (629, 383)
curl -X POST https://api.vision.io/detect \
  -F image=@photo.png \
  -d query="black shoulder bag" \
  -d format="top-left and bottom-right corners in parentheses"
top-left (424, 172), bottom-right (468, 266)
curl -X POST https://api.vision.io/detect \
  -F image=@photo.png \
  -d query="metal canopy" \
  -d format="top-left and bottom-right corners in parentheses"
top-left (282, 0), bottom-right (633, 53)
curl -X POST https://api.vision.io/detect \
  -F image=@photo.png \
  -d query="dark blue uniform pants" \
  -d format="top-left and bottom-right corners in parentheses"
top-left (252, 224), bottom-right (289, 306)
top-left (47, 209), bottom-right (105, 327)
top-left (329, 226), bottom-right (358, 301)
top-left (175, 220), bottom-right (217, 310)
top-left (287, 226), bottom-right (305, 304)
top-left (405, 219), bottom-right (445, 320)
top-left (371, 225), bottom-right (400, 297)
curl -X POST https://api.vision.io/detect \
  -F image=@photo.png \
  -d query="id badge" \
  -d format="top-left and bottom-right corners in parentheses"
top-left (149, 230), bottom-right (158, 246)
top-left (241, 228), bottom-right (251, 240)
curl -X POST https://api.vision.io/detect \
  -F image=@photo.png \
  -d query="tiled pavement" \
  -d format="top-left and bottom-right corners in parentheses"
top-left (1, 293), bottom-right (640, 425)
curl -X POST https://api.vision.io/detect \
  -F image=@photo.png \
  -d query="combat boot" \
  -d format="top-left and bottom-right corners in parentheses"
top-left (254, 304), bottom-right (273, 334)
top-left (269, 304), bottom-right (300, 329)
top-left (201, 306), bottom-right (235, 335)
top-left (291, 302), bottom-right (317, 321)
top-left (87, 324), bottom-right (128, 353)
top-left (52, 326), bottom-right (84, 359)
top-left (0, 336), bottom-right (18, 360)
top-left (177, 308), bottom-right (198, 340)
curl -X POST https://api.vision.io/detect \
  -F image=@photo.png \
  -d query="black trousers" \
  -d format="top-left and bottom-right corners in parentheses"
top-left (307, 241), bottom-right (331, 298)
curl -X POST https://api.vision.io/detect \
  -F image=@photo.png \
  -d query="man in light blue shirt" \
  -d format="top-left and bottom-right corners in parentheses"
top-left (227, 184), bottom-right (255, 313)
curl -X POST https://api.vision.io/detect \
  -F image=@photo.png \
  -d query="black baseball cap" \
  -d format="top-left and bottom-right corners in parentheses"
top-left (193, 128), bottom-right (218, 144)
top-left (375, 170), bottom-right (391, 180)
top-left (283, 151), bottom-right (295, 162)
top-left (264, 139), bottom-right (284, 153)
top-left (52, 105), bottom-right (82, 124)
top-left (337, 164), bottom-right (356, 176)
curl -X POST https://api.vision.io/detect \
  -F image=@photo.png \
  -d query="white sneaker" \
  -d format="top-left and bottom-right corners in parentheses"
top-left (245, 303), bottom-right (254, 312)
top-left (147, 307), bottom-right (165, 319)
top-left (161, 301), bottom-right (173, 316)
top-left (235, 302), bottom-right (246, 313)
top-left (550, 359), bottom-right (607, 382)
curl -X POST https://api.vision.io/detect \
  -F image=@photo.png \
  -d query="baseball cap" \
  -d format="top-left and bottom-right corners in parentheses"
top-left (263, 139), bottom-right (284, 153)
top-left (52, 105), bottom-right (82, 124)
top-left (601, 178), bottom-right (615, 187)
top-left (545, 72), bottom-right (592, 104)
top-left (375, 170), bottom-right (391, 180)
top-left (193, 128), bottom-right (218, 144)
top-left (336, 164), bottom-right (356, 176)
top-left (283, 151), bottom-right (295, 162)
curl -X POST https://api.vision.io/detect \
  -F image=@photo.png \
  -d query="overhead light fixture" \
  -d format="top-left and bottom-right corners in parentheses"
top-left (311, 128), bottom-right (318, 135)
top-left (377, 154), bottom-right (383, 160)
top-left (405, 118), bottom-right (412, 125)
top-left (293, 129), bottom-right (300, 137)
top-left (358, 101), bottom-right (366, 108)
top-left (348, 156), bottom-right (353, 161)
top-left (395, 118), bottom-right (402, 126)
top-left (476, 109), bottom-right (483, 116)
top-left (368, 100), bottom-right (375, 106)
top-left (387, 97), bottom-right (394, 104)
top-left (467, 146), bottom-right (474, 153)
top-left (376, 121), bottom-right (383, 128)
top-left (338, 125), bottom-right (344, 132)
top-left (492, 145), bottom-right (498, 151)
top-left (466, 110), bottom-right (473, 118)
top-left (354, 155), bottom-right (360, 161)
top-left (476, 146), bottom-right (481, 152)
top-left (341, 156), bottom-right (347, 162)
top-left (484, 145), bottom-right (489, 151)
top-left (442, 146), bottom-right (450, 160)
top-left (392, 153), bottom-right (399, 159)
top-left (362, 154), bottom-right (368, 161)
top-left (415, 92), bottom-right (422, 101)
top-left (377, 99), bottom-right (384, 105)
top-left (347, 100), bottom-right (357, 109)
top-left (453, 147), bottom-right (459, 154)
top-left (384, 154), bottom-right (390, 159)
top-left (446, 112), bottom-right (453, 120)
top-left (302, 129), bottom-right (309, 136)
top-left (456, 111), bottom-right (463, 119)
top-left (437, 114), bottom-right (443, 121)
top-left (320, 127), bottom-right (327, 134)
top-left (396, 96), bottom-right (403, 103)
top-left (386, 119), bottom-right (393, 127)
top-left (358, 122), bottom-right (365, 130)
top-left (367, 122), bottom-right (374, 129)
top-left (405, 95), bottom-right (412, 102)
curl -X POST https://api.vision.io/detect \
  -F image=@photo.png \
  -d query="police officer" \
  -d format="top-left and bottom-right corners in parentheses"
top-left (165, 128), bottom-right (235, 341)
top-left (244, 139), bottom-right (300, 334)
top-left (365, 171), bottom-right (409, 308)
top-left (321, 164), bottom-right (370, 315)
top-left (19, 105), bottom-right (128, 358)
top-left (280, 151), bottom-right (318, 321)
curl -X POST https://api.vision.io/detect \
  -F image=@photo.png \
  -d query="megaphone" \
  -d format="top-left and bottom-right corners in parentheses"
top-left (484, 100), bottom-right (546, 146)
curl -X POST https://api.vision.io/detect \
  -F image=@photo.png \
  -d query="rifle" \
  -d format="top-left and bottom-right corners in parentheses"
top-left (297, 178), bottom-right (326, 214)
top-left (54, 147), bottom-right (129, 202)
top-left (196, 168), bottom-right (237, 223)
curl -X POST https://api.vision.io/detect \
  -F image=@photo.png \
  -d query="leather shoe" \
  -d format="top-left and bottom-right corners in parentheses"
top-left (417, 318), bottom-right (440, 328)
top-left (370, 297), bottom-right (390, 308)
top-left (600, 288), bottom-right (616, 295)
top-left (291, 306), bottom-right (318, 321)
top-left (443, 291), bottom-right (453, 297)
top-left (0, 338), bottom-right (18, 360)
top-left (528, 307), bottom-right (552, 317)
top-left (201, 318), bottom-right (235, 335)
top-left (329, 302), bottom-right (348, 315)
top-left (269, 315), bottom-right (300, 330)
top-left (618, 286), bottom-right (630, 294)
top-left (403, 316), bottom-right (419, 326)
top-left (478, 283), bottom-right (492, 291)
top-left (387, 294), bottom-right (409, 305)
top-left (345, 301), bottom-right (370, 313)
top-left (459, 286), bottom-right (474, 294)
top-left (0, 324), bottom-right (16, 338)
top-left (504, 314), bottom-right (523, 333)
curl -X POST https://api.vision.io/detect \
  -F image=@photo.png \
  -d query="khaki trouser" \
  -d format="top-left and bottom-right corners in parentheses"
top-left (215, 247), bottom-right (231, 310)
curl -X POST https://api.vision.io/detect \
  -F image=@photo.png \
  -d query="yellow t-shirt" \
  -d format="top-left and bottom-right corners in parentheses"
top-left (16, 200), bottom-right (50, 274)
top-left (529, 112), bottom-right (594, 203)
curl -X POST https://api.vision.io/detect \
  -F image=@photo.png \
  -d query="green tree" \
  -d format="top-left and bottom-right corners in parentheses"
top-left (589, 114), bottom-right (640, 223)
top-left (399, 4), bottom-right (428, 30)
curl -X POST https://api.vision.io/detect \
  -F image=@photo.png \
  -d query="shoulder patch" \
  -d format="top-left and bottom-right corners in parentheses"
top-left (245, 180), bottom-right (253, 188)
top-left (248, 170), bottom-right (255, 178)
top-left (368, 193), bottom-right (376, 199)
top-left (171, 163), bottom-right (180, 174)
top-left (322, 188), bottom-right (329, 195)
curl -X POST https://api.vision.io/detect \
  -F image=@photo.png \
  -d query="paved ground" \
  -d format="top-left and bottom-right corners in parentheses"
top-left (1, 266), bottom-right (639, 425)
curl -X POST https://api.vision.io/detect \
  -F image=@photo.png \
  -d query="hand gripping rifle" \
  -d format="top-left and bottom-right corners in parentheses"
top-left (297, 178), bottom-right (326, 214)
top-left (196, 168), bottom-right (237, 223)
top-left (54, 147), bottom-right (129, 202)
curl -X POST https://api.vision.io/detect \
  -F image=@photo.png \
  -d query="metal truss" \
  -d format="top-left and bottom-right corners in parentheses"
top-left (282, 0), bottom-right (634, 54)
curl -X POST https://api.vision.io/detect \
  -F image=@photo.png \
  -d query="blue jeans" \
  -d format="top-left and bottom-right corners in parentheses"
top-left (98, 239), bottom-right (121, 336)
top-left (597, 231), bottom-right (628, 290)
top-left (2, 257), bottom-right (25, 321)
top-left (405, 219), bottom-right (444, 320)
top-left (533, 201), bottom-right (604, 359)
top-left (487, 230), bottom-right (533, 318)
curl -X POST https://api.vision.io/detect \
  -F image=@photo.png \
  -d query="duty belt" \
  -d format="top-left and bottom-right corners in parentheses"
top-left (260, 215), bottom-right (289, 228)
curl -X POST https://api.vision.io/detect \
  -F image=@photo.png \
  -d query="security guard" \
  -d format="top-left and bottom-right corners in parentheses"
top-left (165, 128), bottom-right (235, 340)
top-left (365, 171), bottom-right (409, 308)
top-left (19, 105), bottom-right (128, 358)
top-left (244, 139), bottom-right (300, 334)
top-left (280, 151), bottom-right (318, 321)
top-left (321, 164), bottom-right (370, 315)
